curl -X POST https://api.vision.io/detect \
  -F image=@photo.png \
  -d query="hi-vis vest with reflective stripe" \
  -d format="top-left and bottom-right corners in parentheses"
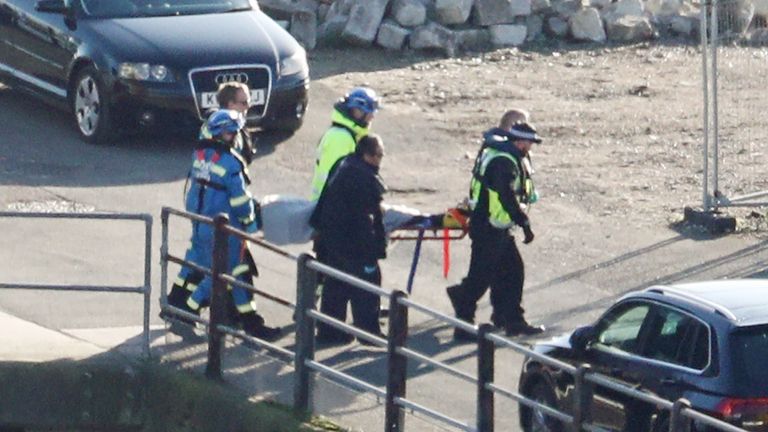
top-left (186, 146), bottom-right (256, 229)
top-left (310, 109), bottom-right (369, 201)
top-left (469, 148), bottom-right (533, 229)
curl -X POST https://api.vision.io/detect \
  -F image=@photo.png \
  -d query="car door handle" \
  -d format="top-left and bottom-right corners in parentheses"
top-left (660, 377), bottom-right (681, 385)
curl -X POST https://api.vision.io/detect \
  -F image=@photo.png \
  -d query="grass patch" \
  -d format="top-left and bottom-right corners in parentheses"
top-left (0, 360), bottom-right (344, 432)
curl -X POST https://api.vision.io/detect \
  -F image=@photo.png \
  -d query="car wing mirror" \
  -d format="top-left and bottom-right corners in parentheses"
top-left (36, 0), bottom-right (68, 14)
top-left (569, 325), bottom-right (596, 353)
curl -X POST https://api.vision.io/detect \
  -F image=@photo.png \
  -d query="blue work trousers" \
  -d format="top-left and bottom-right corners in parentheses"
top-left (187, 223), bottom-right (253, 313)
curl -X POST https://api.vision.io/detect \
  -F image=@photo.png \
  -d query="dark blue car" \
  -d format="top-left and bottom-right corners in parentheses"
top-left (0, 0), bottom-right (309, 142)
top-left (519, 280), bottom-right (768, 432)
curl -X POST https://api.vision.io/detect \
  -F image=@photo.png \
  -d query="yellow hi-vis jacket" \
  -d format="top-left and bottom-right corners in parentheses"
top-left (470, 147), bottom-right (534, 229)
top-left (310, 109), bottom-right (369, 201)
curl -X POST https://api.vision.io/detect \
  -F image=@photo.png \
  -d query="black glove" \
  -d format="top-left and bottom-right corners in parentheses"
top-left (523, 226), bottom-right (535, 244)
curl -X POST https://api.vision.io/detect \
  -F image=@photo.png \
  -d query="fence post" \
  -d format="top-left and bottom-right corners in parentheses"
top-left (385, 290), bottom-right (409, 432)
top-left (669, 399), bottom-right (691, 432)
top-left (294, 253), bottom-right (318, 413)
top-left (160, 208), bottom-right (170, 303)
top-left (571, 364), bottom-right (593, 432)
top-left (205, 214), bottom-right (229, 380)
top-left (477, 324), bottom-right (495, 432)
top-left (142, 214), bottom-right (152, 359)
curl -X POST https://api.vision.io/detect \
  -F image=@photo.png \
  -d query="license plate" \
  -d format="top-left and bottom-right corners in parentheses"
top-left (200, 89), bottom-right (265, 109)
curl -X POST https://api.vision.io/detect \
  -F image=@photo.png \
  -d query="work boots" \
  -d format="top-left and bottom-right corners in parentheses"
top-left (505, 320), bottom-right (546, 337)
top-left (163, 284), bottom-right (199, 324)
top-left (240, 311), bottom-right (282, 342)
top-left (162, 284), bottom-right (200, 339)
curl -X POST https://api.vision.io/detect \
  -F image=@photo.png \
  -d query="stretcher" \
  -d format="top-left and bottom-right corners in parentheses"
top-left (388, 208), bottom-right (470, 294)
top-left (257, 195), bottom-right (470, 294)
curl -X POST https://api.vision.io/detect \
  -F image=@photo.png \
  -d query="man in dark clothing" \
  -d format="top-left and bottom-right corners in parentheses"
top-left (313, 134), bottom-right (387, 345)
top-left (447, 122), bottom-right (545, 341)
top-left (202, 81), bottom-right (257, 164)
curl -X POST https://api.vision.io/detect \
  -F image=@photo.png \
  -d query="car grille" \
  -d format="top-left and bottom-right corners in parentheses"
top-left (188, 65), bottom-right (272, 120)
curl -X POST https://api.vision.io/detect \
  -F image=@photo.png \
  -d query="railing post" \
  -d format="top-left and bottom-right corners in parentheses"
top-left (385, 290), bottom-right (409, 432)
top-left (477, 324), bottom-right (495, 432)
top-left (160, 208), bottom-right (170, 304)
top-left (294, 253), bottom-right (318, 413)
top-left (160, 209), bottom-right (171, 343)
top-left (142, 214), bottom-right (152, 359)
top-left (571, 364), bottom-right (593, 432)
top-left (670, 399), bottom-right (691, 432)
top-left (205, 214), bottom-right (229, 380)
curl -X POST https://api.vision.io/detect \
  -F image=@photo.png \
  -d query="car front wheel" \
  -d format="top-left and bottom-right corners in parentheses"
top-left (521, 381), bottom-right (563, 432)
top-left (71, 66), bottom-right (113, 144)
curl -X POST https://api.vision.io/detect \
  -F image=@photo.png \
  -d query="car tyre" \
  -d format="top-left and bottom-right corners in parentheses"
top-left (71, 66), bottom-right (114, 144)
top-left (521, 380), bottom-right (562, 432)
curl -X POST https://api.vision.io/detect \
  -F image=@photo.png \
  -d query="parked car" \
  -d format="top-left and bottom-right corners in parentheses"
top-left (519, 280), bottom-right (768, 432)
top-left (0, 0), bottom-right (309, 143)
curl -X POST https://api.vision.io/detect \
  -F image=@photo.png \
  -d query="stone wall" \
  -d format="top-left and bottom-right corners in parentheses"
top-left (259, 0), bottom-right (759, 55)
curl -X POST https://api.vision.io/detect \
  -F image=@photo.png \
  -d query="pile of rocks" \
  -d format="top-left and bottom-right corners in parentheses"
top-left (260, 0), bottom-right (702, 55)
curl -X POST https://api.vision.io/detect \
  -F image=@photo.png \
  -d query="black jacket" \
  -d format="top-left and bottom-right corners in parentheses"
top-left (471, 128), bottom-right (529, 232)
top-left (239, 129), bottom-right (256, 165)
top-left (313, 154), bottom-right (387, 263)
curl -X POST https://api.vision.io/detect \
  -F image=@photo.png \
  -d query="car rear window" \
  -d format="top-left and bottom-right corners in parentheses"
top-left (730, 326), bottom-right (768, 391)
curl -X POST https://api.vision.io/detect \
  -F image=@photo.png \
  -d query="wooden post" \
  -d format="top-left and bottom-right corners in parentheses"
top-left (477, 324), bottom-right (495, 432)
top-left (294, 253), bottom-right (318, 413)
top-left (205, 214), bottom-right (229, 380)
top-left (572, 364), bottom-right (593, 432)
top-left (384, 290), bottom-right (409, 432)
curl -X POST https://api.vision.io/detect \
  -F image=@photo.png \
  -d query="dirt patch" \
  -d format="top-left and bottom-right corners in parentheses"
top-left (308, 41), bottom-right (768, 235)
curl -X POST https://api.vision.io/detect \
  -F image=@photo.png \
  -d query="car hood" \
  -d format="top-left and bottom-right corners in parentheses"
top-left (536, 332), bottom-right (573, 350)
top-left (82, 11), bottom-right (279, 69)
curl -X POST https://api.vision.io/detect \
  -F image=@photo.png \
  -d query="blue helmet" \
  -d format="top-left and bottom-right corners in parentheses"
top-left (206, 109), bottom-right (245, 137)
top-left (343, 87), bottom-right (380, 115)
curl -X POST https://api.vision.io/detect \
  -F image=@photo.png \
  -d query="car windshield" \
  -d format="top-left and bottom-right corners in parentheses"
top-left (79, 0), bottom-right (252, 18)
top-left (730, 325), bottom-right (768, 394)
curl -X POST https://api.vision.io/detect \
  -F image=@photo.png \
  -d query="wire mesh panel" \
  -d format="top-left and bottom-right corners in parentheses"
top-left (703, 0), bottom-right (768, 208)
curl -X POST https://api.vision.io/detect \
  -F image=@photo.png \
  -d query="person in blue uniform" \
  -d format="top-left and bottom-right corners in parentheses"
top-left (165, 109), bottom-right (280, 341)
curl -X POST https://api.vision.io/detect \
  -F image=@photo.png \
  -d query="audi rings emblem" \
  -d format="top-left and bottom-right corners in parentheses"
top-left (214, 72), bottom-right (249, 84)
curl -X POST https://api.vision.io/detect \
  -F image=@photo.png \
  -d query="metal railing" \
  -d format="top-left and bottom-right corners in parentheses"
top-left (0, 211), bottom-right (153, 358)
top-left (159, 207), bottom-right (747, 432)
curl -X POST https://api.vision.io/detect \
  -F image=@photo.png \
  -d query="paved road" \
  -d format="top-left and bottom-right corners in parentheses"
top-left (1, 74), bottom-right (768, 432)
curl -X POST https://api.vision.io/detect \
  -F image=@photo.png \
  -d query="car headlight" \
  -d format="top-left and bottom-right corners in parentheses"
top-left (279, 48), bottom-right (308, 78)
top-left (118, 63), bottom-right (173, 82)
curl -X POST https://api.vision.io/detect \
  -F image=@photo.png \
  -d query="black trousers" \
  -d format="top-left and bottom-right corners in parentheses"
top-left (451, 227), bottom-right (525, 327)
top-left (317, 254), bottom-right (382, 339)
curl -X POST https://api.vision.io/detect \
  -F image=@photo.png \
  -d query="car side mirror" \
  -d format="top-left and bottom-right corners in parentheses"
top-left (36, 0), bottom-right (68, 14)
top-left (570, 325), bottom-right (596, 353)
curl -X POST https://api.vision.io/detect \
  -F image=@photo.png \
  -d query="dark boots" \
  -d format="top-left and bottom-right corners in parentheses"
top-left (505, 320), bottom-right (546, 336)
top-left (162, 283), bottom-right (201, 339)
top-left (164, 283), bottom-right (199, 324)
top-left (240, 311), bottom-right (282, 342)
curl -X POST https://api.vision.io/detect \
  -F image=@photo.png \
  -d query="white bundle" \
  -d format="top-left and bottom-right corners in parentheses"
top-left (259, 195), bottom-right (427, 246)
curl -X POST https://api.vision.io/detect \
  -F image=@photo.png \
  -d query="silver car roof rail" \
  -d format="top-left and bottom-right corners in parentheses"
top-left (644, 286), bottom-right (737, 321)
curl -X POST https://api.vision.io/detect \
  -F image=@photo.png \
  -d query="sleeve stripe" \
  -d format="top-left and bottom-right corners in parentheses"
top-left (239, 216), bottom-right (256, 225)
top-left (230, 195), bottom-right (251, 207)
